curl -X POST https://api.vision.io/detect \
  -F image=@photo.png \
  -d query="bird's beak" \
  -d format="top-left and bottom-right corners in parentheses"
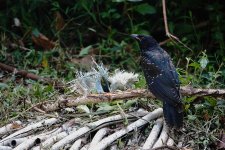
top-left (130, 34), bottom-right (141, 41)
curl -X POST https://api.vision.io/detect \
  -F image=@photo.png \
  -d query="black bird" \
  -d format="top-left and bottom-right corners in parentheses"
top-left (131, 34), bottom-right (183, 128)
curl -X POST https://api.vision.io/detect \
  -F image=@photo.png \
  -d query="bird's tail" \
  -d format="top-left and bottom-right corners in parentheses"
top-left (163, 102), bottom-right (183, 128)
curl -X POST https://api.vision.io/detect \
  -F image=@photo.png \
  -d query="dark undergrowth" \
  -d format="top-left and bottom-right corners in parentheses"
top-left (0, 0), bottom-right (225, 149)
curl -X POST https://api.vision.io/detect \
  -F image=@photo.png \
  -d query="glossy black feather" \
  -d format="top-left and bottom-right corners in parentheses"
top-left (132, 34), bottom-right (183, 128)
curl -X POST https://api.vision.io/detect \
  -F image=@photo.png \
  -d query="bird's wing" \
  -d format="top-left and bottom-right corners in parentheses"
top-left (141, 51), bottom-right (181, 105)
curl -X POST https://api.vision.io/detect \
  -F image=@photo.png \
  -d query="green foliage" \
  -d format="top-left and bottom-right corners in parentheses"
top-left (0, 81), bottom-right (56, 122)
top-left (0, 1), bottom-right (225, 148)
top-left (134, 74), bottom-right (146, 88)
top-left (0, 83), bottom-right (9, 89)
top-left (1, 0), bottom-right (224, 72)
top-left (134, 3), bottom-right (156, 15)
top-left (79, 45), bottom-right (92, 57)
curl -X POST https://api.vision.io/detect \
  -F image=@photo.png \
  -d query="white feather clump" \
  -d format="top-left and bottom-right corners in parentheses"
top-left (68, 61), bottom-right (109, 96)
top-left (68, 71), bottom-right (98, 96)
top-left (109, 69), bottom-right (139, 91)
top-left (68, 60), bottom-right (139, 96)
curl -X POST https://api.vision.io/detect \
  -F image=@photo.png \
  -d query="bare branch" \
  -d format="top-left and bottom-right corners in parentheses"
top-left (162, 0), bottom-right (169, 36)
top-left (162, 0), bottom-right (193, 51)
top-left (0, 62), bottom-right (64, 90)
top-left (0, 62), bottom-right (42, 81)
top-left (41, 87), bottom-right (225, 112)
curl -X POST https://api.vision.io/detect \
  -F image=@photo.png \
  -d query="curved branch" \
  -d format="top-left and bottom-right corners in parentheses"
top-left (0, 62), bottom-right (41, 81)
top-left (0, 62), bottom-right (64, 90)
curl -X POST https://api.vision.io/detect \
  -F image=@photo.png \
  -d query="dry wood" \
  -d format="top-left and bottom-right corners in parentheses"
top-left (0, 118), bottom-right (58, 145)
top-left (41, 87), bottom-right (225, 112)
top-left (93, 108), bottom-right (163, 150)
top-left (51, 111), bottom-right (149, 150)
top-left (31, 145), bottom-right (41, 150)
top-left (41, 131), bottom-right (68, 149)
top-left (13, 127), bottom-right (63, 150)
top-left (142, 118), bottom-right (164, 149)
top-left (152, 122), bottom-right (169, 149)
top-left (35, 119), bottom-right (77, 149)
top-left (25, 100), bottom-right (46, 114)
top-left (0, 62), bottom-right (42, 81)
top-left (0, 121), bottom-right (22, 138)
top-left (13, 136), bottom-right (40, 150)
top-left (80, 143), bottom-right (89, 150)
top-left (0, 145), bottom-right (13, 150)
top-left (10, 138), bottom-right (27, 148)
top-left (13, 133), bottom-right (52, 150)
top-left (70, 138), bottom-right (86, 150)
top-left (110, 144), bottom-right (117, 150)
top-left (167, 138), bottom-right (175, 146)
top-left (88, 128), bottom-right (109, 150)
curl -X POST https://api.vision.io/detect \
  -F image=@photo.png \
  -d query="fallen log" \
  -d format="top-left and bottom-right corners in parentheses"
top-left (40, 86), bottom-right (225, 112)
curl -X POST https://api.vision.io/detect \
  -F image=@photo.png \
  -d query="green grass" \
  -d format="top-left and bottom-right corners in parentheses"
top-left (0, 0), bottom-right (225, 148)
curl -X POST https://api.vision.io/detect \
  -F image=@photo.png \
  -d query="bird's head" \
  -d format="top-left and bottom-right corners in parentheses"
top-left (131, 34), bottom-right (158, 51)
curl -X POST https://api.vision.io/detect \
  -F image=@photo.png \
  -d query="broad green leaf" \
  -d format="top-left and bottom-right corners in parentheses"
top-left (77, 105), bottom-right (90, 113)
top-left (185, 104), bottom-right (190, 110)
top-left (112, 13), bottom-right (121, 19)
top-left (96, 102), bottom-right (115, 112)
top-left (124, 100), bottom-right (137, 108)
top-left (32, 28), bottom-right (40, 37)
top-left (206, 97), bottom-right (217, 107)
top-left (135, 75), bottom-right (146, 88)
top-left (194, 104), bottom-right (205, 110)
top-left (189, 62), bottom-right (200, 69)
top-left (188, 115), bottom-right (197, 121)
top-left (199, 57), bottom-right (208, 69)
top-left (0, 83), bottom-right (9, 89)
top-left (185, 96), bottom-right (197, 103)
top-left (134, 3), bottom-right (156, 15)
top-left (79, 45), bottom-right (92, 57)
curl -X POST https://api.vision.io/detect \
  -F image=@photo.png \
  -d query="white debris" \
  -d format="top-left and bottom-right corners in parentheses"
top-left (109, 70), bottom-right (139, 91)
top-left (68, 60), bottom-right (139, 95)
top-left (68, 71), bottom-right (100, 96)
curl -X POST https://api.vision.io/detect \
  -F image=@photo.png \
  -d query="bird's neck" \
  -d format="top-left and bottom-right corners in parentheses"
top-left (141, 44), bottom-right (160, 53)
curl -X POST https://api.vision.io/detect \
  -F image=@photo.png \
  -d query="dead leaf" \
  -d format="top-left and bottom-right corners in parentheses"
top-left (220, 116), bottom-right (225, 125)
top-left (32, 29), bottom-right (55, 49)
top-left (42, 55), bottom-right (49, 68)
top-left (11, 121), bottom-right (22, 130)
top-left (203, 111), bottom-right (210, 121)
top-left (71, 55), bottom-right (94, 69)
top-left (55, 11), bottom-right (65, 31)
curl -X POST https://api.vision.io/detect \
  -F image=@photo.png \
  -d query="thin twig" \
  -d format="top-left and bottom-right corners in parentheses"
top-left (159, 39), bottom-right (171, 46)
top-left (162, 0), bottom-right (170, 37)
top-left (25, 100), bottom-right (46, 114)
top-left (9, 43), bottom-right (33, 51)
top-left (162, 0), bottom-right (193, 51)
top-left (0, 62), bottom-right (42, 81)
top-left (0, 62), bottom-right (64, 90)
